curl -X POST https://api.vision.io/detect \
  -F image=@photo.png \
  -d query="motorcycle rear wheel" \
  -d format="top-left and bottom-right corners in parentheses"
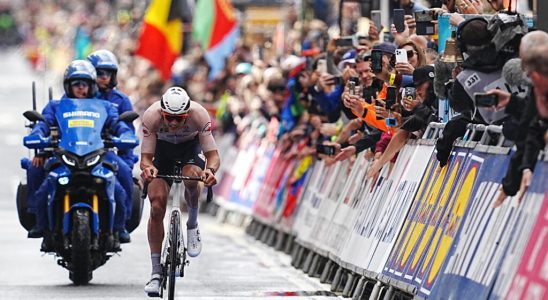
top-left (69, 209), bottom-right (92, 285)
top-left (16, 183), bottom-right (36, 231)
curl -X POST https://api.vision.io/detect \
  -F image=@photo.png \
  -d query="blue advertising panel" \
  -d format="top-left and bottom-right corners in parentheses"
top-left (382, 147), bottom-right (477, 288)
top-left (429, 155), bottom-right (548, 299)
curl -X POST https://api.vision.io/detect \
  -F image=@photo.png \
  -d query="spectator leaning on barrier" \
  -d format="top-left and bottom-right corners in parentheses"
top-left (367, 65), bottom-right (438, 178)
top-left (493, 31), bottom-right (548, 207)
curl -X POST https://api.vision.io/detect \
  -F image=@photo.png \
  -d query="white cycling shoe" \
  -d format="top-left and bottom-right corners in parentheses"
top-left (144, 273), bottom-right (162, 297)
top-left (187, 226), bottom-right (202, 257)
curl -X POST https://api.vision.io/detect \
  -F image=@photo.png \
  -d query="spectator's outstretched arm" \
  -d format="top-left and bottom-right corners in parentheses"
top-left (366, 130), bottom-right (409, 178)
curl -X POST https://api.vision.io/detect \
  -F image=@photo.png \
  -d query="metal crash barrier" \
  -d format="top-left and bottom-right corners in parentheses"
top-left (214, 122), bottom-right (548, 299)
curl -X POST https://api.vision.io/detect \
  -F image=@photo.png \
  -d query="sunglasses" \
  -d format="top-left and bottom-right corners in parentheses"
top-left (97, 69), bottom-right (113, 77)
top-left (162, 112), bottom-right (188, 122)
top-left (406, 49), bottom-right (416, 59)
top-left (70, 80), bottom-right (89, 88)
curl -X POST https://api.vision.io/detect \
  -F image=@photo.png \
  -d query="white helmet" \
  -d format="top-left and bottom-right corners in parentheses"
top-left (160, 87), bottom-right (191, 114)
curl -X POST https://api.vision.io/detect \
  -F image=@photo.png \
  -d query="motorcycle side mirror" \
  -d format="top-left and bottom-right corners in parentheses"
top-left (23, 110), bottom-right (45, 122)
top-left (119, 111), bottom-right (139, 123)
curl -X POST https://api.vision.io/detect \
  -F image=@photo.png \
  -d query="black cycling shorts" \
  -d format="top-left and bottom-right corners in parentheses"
top-left (153, 138), bottom-right (206, 186)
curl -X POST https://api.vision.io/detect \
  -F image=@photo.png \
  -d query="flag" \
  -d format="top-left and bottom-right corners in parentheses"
top-left (135, 0), bottom-right (183, 81)
top-left (192, 0), bottom-right (239, 79)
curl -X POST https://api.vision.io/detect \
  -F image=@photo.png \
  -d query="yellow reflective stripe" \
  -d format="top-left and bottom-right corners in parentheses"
top-left (64, 194), bottom-right (70, 213)
top-left (93, 194), bottom-right (98, 213)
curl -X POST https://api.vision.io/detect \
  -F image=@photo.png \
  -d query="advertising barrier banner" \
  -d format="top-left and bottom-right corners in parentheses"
top-left (428, 157), bottom-right (548, 300)
top-left (505, 175), bottom-right (548, 300)
top-left (300, 161), bottom-right (347, 252)
top-left (338, 143), bottom-right (418, 270)
top-left (383, 147), bottom-right (480, 296)
top-left (366, 143), bottom-right (435, 274)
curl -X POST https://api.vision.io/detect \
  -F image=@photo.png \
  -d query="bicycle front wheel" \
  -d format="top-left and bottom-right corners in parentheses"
top-left (167, 210), bottom-right (181, 300)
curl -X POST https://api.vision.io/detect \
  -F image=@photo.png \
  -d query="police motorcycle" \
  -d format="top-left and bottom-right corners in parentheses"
top-left (20, 97), bottom-right (139, 285)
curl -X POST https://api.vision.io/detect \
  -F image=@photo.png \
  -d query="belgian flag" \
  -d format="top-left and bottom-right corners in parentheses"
top-left (135, 0), bottom-right (185, 81)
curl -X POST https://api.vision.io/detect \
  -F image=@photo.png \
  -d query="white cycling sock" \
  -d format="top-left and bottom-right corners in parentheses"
top-left (186, 208), bottom-right (199, 229)
top-left (151, 253), bottom-right (161, 275)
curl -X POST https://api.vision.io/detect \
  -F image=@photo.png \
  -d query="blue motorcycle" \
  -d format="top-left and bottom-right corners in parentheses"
top-left (19, 98), bottom-right (139, 285)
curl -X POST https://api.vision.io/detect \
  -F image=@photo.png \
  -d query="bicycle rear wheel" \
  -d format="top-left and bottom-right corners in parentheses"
top-left (167, 210), bottom-right (180, 300)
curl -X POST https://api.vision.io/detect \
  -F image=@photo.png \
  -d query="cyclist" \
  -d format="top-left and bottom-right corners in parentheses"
top-left (87, 49), bottom-right (137, 243)
top-left (141, 87), bottom-right (220, 296)
top-left (28, 60), bottom-right (134, 251)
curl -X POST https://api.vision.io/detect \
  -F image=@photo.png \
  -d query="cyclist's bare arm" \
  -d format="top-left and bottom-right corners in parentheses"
top-left (202, 150), bottom-right (220, 186)
top-left (140, 153), bottom-right (157, 182)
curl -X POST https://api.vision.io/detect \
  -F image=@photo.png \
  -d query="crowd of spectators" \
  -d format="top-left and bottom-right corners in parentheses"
top-left (7, 0), bottom-right (547, 207)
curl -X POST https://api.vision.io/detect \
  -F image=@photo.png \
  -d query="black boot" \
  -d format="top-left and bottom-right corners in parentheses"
top-left (28, 226), bottom-right (43, 238)
top-left (118, 229), bottom-right (131, 243)
top-left (112, 232), bottom-right (121, 252)
top-left (40, 231), bottom-right (54, 252)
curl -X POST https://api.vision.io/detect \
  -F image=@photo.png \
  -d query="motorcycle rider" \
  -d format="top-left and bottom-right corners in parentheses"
top-left (28, 60), bottom-right (134, 251)
top-left (87, 49), bottom-right (136, 243)
top-left (141, 87), bottom-right (220, 297)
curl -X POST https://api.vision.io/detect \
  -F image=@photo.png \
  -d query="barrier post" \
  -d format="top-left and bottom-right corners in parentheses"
top-left (283, 235), bottom-right (294, 254)
top-left (343, 273), bottom-right (357, 297)
top-left (307, 253), bottom-right (320, 276)
top-left (274, 230), bottom-right (286, 251)
top-left (302, 251), bottom-right (315, 273)
top-left (320, 259), bottom-right (333, 283)
top-left (352, 277), bottom-right (366, 300)
top-left (369, 281), bottom-right (383, 300)
top-left (382, 286), bottom-right (394, 300)
top-left (330, 267), bottom-right (344, 292)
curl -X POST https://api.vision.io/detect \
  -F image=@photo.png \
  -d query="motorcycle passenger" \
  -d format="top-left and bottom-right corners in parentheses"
top-left (141, 87), bottom-right (220, 296)
top-left (29, 60), bottom-right (134, 251)
top-left (87, 49), bottom-right (136, 243)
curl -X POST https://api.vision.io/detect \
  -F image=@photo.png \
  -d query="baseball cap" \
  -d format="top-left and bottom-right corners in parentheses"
top-left (413, 65), bottom-right (435, 86)
top-left (372, 42), bottom-right (397, 55)
top-left (337, 49), bottom-right (357, 69)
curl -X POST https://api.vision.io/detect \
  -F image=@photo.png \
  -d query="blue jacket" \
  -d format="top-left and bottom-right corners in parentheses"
top-left (31, 96), bottom-right (132, 139)
top-left (97, 89), bottom-right (135, 131)
top-left (309, 84), bottom-right (343, 114)
top-left (97, 89), bottom-right (137, 167)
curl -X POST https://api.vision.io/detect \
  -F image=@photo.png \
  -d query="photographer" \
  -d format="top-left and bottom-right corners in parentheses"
top-left (436, 17), bottom-right (509, 167)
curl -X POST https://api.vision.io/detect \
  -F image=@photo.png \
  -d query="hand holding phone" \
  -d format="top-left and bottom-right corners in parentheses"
top-left (395, 49), bottom-right (408, 64)
top-left (316, 144), bottom-right (336, 156)
top-left (474, 93), bottom-right (499, 107)
top-left (385, 86), bottom-right (397, 109)
top-left (371, 49), bottom-right (383, 73)
top-left (371, 10), bottom-right (382, 32)
top-left (393, 9), bottom-right (405, 33)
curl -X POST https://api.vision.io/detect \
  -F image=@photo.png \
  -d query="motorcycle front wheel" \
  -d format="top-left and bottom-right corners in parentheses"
top-left (69, 208), bottom-right (92, 285)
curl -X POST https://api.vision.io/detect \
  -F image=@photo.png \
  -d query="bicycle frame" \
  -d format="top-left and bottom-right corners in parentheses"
top-left (156, 173), bottom-right (203, 300)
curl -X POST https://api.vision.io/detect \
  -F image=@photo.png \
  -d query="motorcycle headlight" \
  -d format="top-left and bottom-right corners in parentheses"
top-left (85, 154), bottom-right (101, 167)
top-left (61, 154), bottom-right (76, 166)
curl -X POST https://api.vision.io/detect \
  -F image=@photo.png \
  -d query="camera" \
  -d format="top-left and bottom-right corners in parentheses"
top-left (415, 10), bottom-right (437, 36)
top-left (474, 93), bottom-right (499, 107)
top-left (385, 118), bottom-right (397, 127)
top-left (316, 144), bottom-right (336, 156)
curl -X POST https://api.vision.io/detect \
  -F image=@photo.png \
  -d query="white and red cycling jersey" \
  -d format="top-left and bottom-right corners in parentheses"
top-left (140, 101), bottom-right (218, 154)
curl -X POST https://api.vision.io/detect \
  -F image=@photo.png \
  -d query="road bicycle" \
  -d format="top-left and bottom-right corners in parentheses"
top-left (154, 162), bottom-right (212, 300)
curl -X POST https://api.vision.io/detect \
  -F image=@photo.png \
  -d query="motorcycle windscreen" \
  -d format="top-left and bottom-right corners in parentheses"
top-left (55, 99), bottom-right (108, 156)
